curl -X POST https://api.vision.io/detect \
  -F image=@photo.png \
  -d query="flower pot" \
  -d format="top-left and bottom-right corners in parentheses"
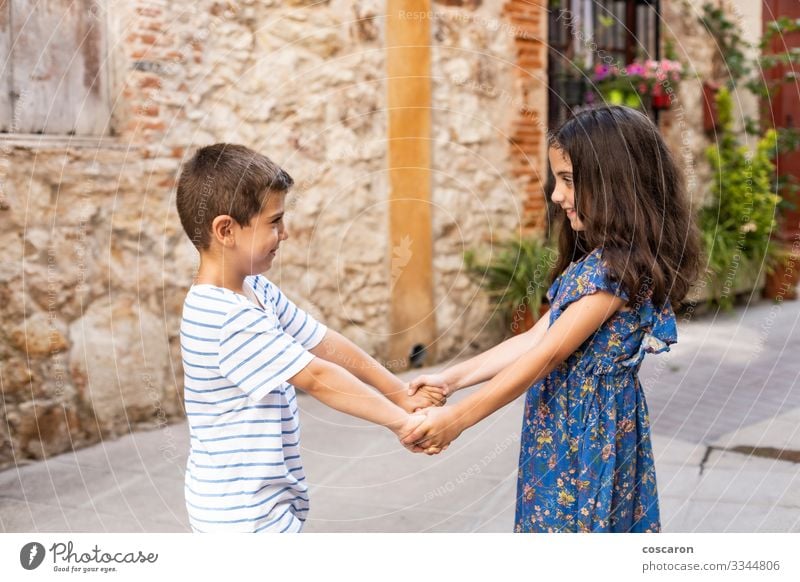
top-left (703, 81), bottom-right (722, 133)
top-left (763, 243), bottom-right (800, 302)
top-left (510, 303), bottom-right (536, 335)
top-left (510, 303), bottom-right (534, 335)
top-left (509, 302), bottom-right (549, 335)
top-left (652, 93), bottom-right (672, 110)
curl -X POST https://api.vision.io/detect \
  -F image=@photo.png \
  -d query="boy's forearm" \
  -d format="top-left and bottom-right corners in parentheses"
top-left (290, 357), bottom-right (407, 430)
top-left (311, 330), bottom-right (406, 402)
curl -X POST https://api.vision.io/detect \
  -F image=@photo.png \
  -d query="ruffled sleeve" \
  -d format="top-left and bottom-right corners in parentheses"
top-left (549, 249), bottom-right (629, 313)
top-left (638, 299), bottom-right (678, 355)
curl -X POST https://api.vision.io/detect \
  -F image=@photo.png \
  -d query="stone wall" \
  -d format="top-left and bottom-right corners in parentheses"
top-left (428, 0), bottom-right (536, 361)
top-left (0, 0), bottom-right (527, 468)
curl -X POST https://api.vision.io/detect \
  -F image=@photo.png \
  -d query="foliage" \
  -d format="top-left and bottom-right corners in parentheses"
top-left (698, 2), bottom-right (752, 84)
top-left (699, 87), bottom-right (782, 309)
top-left (464, 236), bottom-right (557, 330)
top-left (697, 4), bottom-right (800, 307)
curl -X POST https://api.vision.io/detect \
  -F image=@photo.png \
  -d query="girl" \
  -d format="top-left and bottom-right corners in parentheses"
top-left (404, 106), bottom-right (702, 533)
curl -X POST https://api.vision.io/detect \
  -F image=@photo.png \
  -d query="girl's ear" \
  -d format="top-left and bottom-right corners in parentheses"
top-left (210, 215), bottom-right (237, 248)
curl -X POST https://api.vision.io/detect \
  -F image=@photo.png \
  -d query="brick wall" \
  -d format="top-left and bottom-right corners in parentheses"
top-left (504, 0), bottom-right (548, 234)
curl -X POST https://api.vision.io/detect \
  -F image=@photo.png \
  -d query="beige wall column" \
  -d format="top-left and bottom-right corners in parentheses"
top-left (385, 0), bottom-right (436, 369)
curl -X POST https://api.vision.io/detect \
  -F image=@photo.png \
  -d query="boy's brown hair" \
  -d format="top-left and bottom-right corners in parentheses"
top-left (176, 143), bottom-right (294, 250)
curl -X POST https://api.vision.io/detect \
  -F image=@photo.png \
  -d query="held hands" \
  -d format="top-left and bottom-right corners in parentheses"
top-left (393, 413), bottom-right (427, 453)
top-left (395, 383), bottom-right (447, 413)
top-left (401, 406), bottom-right (464, 455)
top-left (408, 373), bottom-right (454, 397)
top-left (393, 374), bottom-right (461, 455)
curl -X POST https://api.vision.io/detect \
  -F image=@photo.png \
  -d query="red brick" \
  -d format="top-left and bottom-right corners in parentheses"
top-left (503, 0), bottom-right (548, 228)
top-left (139, 75), bottom-right (162, 89)
top-left (141, 120), bottom-right (165, 131)
top-left (138, 103), bottom-right (159, 116)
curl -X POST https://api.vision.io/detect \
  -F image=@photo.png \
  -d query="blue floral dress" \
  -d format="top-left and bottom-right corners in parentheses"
top-left (514, 247), bottom-right (677, 533)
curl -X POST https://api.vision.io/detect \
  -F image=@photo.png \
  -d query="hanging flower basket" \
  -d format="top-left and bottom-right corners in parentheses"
top-left (590, 59), bottom-right (683, 111)
top-left (702, 80), bottom-right (722, 133)
top-left (652, 93), bottom-right (672, 110)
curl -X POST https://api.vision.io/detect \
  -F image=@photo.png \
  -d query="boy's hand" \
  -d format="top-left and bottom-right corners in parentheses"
top-left (396, 384), bottom-right (446, 413)
top-left (393, 413), bottom-right (427, 452)
top-left (401, 406), bottom-right (464, 455)
top-left (408, 373), bottom-right (453, 397)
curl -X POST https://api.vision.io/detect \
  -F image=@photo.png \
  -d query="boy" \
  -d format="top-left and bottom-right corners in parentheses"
top-left (175, 144), bottom-right (443, 532)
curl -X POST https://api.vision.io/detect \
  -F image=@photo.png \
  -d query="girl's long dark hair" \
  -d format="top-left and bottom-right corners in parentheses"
top-left (548, 106), bottom-right (702, 310)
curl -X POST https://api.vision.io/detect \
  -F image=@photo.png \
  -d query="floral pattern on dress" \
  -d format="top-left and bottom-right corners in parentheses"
top-left (514, 247), bottom-right (676, 533)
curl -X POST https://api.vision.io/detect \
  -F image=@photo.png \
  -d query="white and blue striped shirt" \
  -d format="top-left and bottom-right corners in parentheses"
top-left (180, 274), bottom-right (327, 532)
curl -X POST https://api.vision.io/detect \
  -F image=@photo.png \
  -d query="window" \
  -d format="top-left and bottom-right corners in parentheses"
top-left (1, 0), bottom-right (111, 136)
top-left (547, 0), bottom-right (661, 129)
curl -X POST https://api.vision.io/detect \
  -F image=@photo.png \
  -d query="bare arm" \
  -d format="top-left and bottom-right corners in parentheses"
top-left (409, 308), bottom-right (551, 395)
top-left (403, 294), bottom-right (625, 450)
top-left (310, 330), bottom-right (403, 396)
top-left (311, 330), bottom-right (444, 411)
top-left (289, 356), bottom-right (416, 437)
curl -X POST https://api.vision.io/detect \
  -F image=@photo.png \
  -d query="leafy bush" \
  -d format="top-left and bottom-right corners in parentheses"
top-left (699, 86), bottom-right (782, 309)
top-left (464, 237), bottom-right (557, 331)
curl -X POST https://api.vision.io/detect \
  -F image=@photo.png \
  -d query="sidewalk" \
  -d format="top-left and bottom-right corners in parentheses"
top-left (2, 298), bottom-right (799, 533)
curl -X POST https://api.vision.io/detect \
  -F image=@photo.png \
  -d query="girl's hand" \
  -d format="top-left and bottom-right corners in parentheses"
top-left (408, 373), bottom-right (454, 397)
top-left (401, 406), bottom-right (464, 454)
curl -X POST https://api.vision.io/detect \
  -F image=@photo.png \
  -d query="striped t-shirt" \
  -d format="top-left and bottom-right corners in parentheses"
top-left (180, 274), bottom-right (327, 532)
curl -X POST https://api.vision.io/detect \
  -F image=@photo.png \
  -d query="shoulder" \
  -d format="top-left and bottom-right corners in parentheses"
top-left (245, 274), bottom-right (281, 303)
top-left (574, 248), bottom-right (625, 295)
top-left (548, 247), bottom-right (628, 308)
top-left (183, 285), bottom-right (241, 319)
top-left (218, 295), bottom-right (275, 335)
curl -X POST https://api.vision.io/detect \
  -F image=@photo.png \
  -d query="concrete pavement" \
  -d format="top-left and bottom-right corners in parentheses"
top-left (2, 297), bottom-right (799, 532)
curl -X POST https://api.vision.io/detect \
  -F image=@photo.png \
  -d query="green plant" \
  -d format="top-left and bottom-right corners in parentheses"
top-left (699, 86), bottom-right (782, 309)
top-left (699, 6), bottom-right (800, 196)
top-left (698, 2), bottom-right (752, 85)
top-left (464, 236), bottom-right (557, 333)
top-left (747, 16), bottom-right (800, 100)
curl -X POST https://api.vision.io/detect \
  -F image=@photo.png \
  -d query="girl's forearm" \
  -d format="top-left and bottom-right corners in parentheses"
top-left (443, 316), bottom-right (549, 392)
top-left (452, 344), bottom-right (559, 431)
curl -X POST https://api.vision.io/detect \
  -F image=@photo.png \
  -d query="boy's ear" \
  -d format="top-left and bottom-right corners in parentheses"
top-left (210, 215), bottom-right (238, 247)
